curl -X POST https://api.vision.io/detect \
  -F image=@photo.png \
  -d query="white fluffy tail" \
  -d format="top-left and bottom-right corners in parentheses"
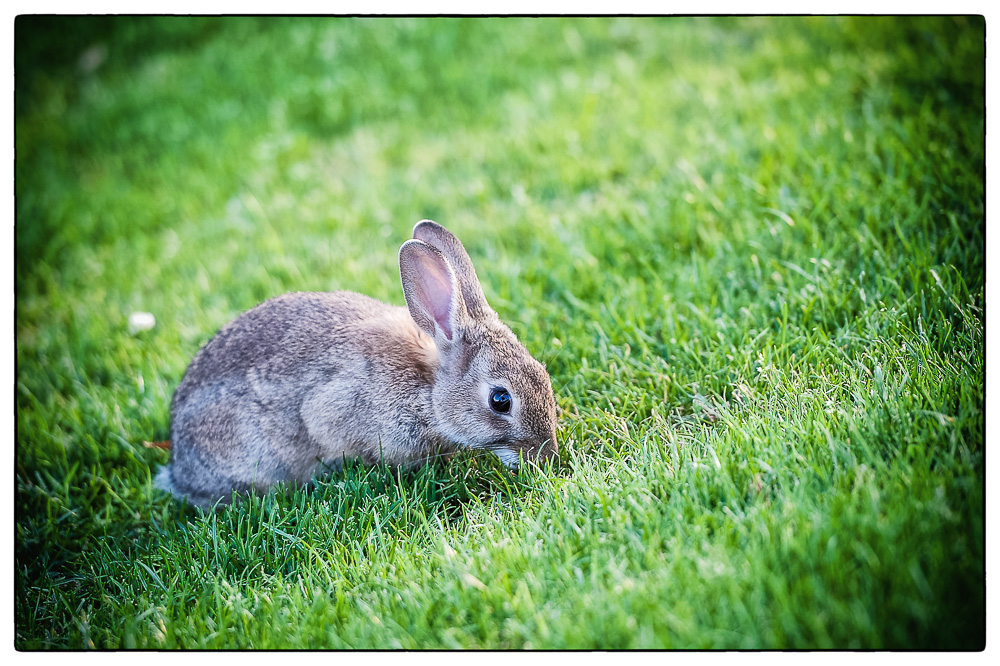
top-left (153, 465), bottom-right (176, 495)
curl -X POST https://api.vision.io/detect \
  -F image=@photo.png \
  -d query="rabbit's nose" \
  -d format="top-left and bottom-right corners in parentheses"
top-left (538, 440), bottom-right (558, 463)
top-left (523, 435), bottom-right (557, 463)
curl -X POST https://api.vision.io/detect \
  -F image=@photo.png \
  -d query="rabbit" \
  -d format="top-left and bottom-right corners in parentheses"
top-left (154, 220), bottom-right (558, 507)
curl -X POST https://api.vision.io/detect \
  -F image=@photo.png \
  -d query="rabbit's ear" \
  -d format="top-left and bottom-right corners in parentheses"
top-left (412, 220), bottom-right (490, 319)
top-left (399, 239), bottom-right (467, 341)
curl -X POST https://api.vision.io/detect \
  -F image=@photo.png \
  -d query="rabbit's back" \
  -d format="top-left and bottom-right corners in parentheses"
top-left (173, 291), bottom-right (392, 395)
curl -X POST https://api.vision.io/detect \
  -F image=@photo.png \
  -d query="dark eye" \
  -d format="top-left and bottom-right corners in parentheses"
top-left (489, 387), bottom-right (512, 414)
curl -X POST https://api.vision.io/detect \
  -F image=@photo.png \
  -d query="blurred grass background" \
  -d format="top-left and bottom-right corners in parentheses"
top-left (15, 16), bottom-right (984, 649)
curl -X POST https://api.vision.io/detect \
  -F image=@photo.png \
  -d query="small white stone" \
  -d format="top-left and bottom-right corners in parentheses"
top-left (128, 311), bottom-right (156, 335)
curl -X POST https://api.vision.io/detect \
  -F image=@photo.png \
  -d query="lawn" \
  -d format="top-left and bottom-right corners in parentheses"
top-left (14, 16), bottom-right (985, 649)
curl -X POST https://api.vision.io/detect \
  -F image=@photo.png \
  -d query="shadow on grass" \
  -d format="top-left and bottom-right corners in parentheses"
top-left (15, 445), bottom-right (570, 648)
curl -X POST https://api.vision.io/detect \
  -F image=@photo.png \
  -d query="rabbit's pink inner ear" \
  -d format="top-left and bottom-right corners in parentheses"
top-left (401, 242), bottom-right (458, 341)
top-left (415, 257), bottom-right (455, 340)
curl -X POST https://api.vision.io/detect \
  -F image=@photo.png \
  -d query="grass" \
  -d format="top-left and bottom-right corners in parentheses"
top-left (14, 16), bottom-right (984, 649)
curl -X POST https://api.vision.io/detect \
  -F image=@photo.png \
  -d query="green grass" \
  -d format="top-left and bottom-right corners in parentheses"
top-left (15, 16), bottom-right (984, 649)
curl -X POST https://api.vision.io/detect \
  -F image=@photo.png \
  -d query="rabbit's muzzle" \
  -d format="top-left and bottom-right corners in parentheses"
top-left (488, 432), bottom-right (557, 469)
top-left (519, 433), bottom-right (559, 465)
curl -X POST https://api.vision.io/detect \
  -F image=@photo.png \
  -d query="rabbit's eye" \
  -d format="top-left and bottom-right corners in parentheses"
top-left (489, 387), bottom-right (512, 414)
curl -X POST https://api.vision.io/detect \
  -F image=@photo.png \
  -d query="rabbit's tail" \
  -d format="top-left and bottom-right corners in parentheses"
top-left (153, 465), bottom-right (177, 495)
top-left (153, 462), bottom-right (235, 509)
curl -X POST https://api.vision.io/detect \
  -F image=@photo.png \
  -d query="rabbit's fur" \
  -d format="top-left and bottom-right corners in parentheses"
top-left (155, 220), bottom-right (558, 507)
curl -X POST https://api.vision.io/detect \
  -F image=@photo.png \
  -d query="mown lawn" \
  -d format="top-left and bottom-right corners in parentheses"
top-left (15, 16), bottom-right (984, 649)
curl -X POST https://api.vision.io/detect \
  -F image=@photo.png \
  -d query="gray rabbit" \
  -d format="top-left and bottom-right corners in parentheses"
top-left (155, 220), bottom-right (558, 507)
